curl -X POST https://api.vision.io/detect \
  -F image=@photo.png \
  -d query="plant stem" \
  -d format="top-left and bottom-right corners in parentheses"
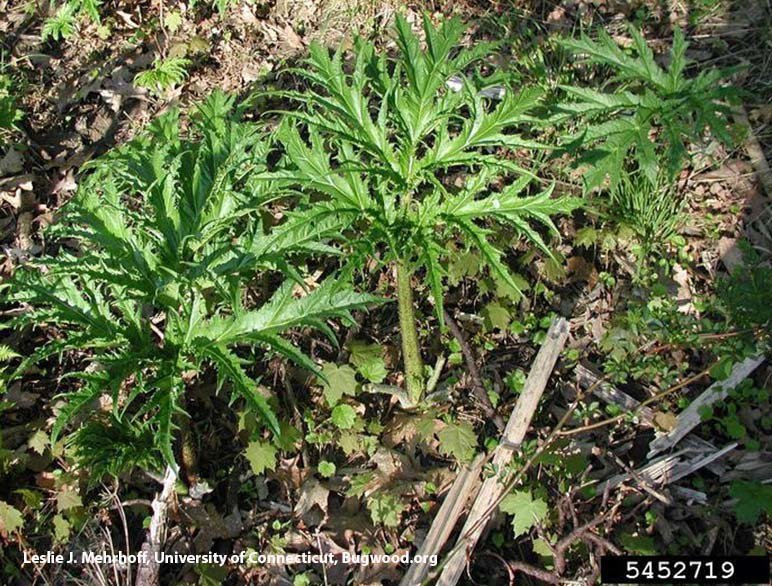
top-left (177, 398), bottom-right (198, 486)
top-left (395, 259), bottom-right (424, 405)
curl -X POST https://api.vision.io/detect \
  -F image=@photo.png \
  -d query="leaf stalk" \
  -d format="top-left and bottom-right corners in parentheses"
top-left (396, 259), bottom-right (424, 405)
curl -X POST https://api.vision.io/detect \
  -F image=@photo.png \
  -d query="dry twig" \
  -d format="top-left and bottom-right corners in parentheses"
top-left (443, 309), bottom-right (504, 430)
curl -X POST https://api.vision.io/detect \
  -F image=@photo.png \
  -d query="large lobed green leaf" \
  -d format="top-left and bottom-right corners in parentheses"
top-left (8, 92), bottom-right (383, 472)
top-left (274, 13), bottom-right (580, 320)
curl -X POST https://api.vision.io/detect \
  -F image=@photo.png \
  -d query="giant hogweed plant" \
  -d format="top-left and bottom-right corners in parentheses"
top-left (557, 25), bottom-right (739, 191)
top-left (269, 15), bottom-right (581, 406)
top-left (8, 92), bottom-right (380, 479)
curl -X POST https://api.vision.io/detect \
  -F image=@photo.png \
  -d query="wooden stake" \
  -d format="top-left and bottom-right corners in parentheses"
top-left (435, 317), bottom-right (569, 586)
top-left (135, 465), bottom-right (177, 586)
top-left (399, 454), bottom-right (485, 586)
top-left (648, 355), bottom-right (764, 458)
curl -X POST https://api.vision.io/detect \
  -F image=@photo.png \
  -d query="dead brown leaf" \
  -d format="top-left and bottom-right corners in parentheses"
top-left (295, 477), bottom-right (329, 527)
top-left (653, 411), bottom-right (678, 432)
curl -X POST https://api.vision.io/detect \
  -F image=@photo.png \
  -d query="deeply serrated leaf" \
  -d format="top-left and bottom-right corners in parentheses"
top-left (437, 421), bottom-right (477, 462)
top-left (0, 501), bottom-right (23, 535)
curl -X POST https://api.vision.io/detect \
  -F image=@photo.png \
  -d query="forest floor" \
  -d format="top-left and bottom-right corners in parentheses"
top-left (1, 1), bottom-right (771, 585)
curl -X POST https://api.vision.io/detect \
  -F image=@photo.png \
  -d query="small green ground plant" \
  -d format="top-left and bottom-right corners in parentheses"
top-left (717, 243), bottom-right (772, 334)
top-left (0, 66), bottom-right (22, 137)
top-left (134, 56), bottom-right (191, 96)
top-left (608, 168), bottom-right (685, 268)
top-left (558, 25), bottom-right (739, 190)
top-left (597, 257), bottom-right (766, 388)
top-left (270, 14), bottom-right (580, 405)
top-left (7, 92), bottom-right (379, 479)
top-left (41, 0), bottom-right (238, 41)
top-left (558, 26), bottom-right (740, 270)
top-left (41, 0), bottom-right (99, 41)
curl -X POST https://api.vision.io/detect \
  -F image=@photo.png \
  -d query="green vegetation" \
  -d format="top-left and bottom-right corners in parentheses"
top-left (1, 3), bottom-right (770, 584)
top-left (41, 0), bottom-right (238, 41)
top-left (717, 243), bottom-right (772, 333)
top-left (41, 0), bottom-right (98, 41)
top-left (273, 15), bottom-right (580, 404)
top-left (0, 67), bottom-right (22, 136)
top-left (134, 56), bottom-right (192, 96)
top-left (8, 93), bottom-right (380, 475)
top-left (556, 25), bottom-right (742, 266)
top-left (559, 25), bottom-right (739, 190)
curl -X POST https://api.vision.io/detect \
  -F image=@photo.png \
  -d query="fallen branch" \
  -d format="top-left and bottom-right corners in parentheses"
top-left (550, 509), bottom-right (620, 575)
top-left (604, 443), bottom-right (737, 497)
top-left (575, 363), bottom-right (656, 424)
top-left (648, 355), bottom-right (765, 457)
top-left (508, 561), bottom-right (560, 584)
top-left (671, 485), bottom-right (707, 504)
top-left (608, 453), bottom-right (674, 505)
top-left (443, 309), bottom-right (504, 430)
top-left (134, 465), bottom-right (177, 586)
top-left (486, 516), bottom-right (621, 586)
top-left (575, 363), bottom-right (726, 475)
top-left (724, 451), bottom-right (772, 482)
top-left (559, 365), bottom-right (713, 439)
top-left (436, 317), bottom-right (569, 586)
top-left (399, 453), bottom-right (485, 586)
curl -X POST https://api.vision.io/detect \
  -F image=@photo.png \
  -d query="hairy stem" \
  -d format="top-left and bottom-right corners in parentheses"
top-left (395, 259), bottom-right (424, 405)
top-left (176, 399), bottom-right (198, 486)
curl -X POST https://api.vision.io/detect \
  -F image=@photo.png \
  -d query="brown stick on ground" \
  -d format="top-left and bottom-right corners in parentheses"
top-left (399, 453), bottom-right (485, 586)
top-left (436, 317), bottom-right (569, 586)
top-left (648, 355), bottom-right (764, 457)
top-left (735, 107), bottom-right (772, 197)
top-left (134, 465), bottom-right (177, 586)
top-left (574, 363), bottom-right (727, 475)
top-left (443, 309), bottom-right (505, 430)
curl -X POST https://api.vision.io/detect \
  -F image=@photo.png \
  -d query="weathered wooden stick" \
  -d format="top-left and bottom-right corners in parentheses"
top-left (671, 486), bottom-right (707, 504)
top-left (436, 317), bottom-right (569, 586)
top-left (648, 356), bottom-right (765, 458)
top-left (134, 465), bottom-right (177, 586)
top-left (724, 451), bottom-right (772, 482)
top-left (670, 443), bottom-right (738, 483)
top-left (604, 443), bottom-right (738, 491)
top-left (444, 309), bottom-right (505, 430)
top-left (575, 363), bottom-right (657, 424)
top-left (575, 363), bottom-right (726, 474)
top-left (399, 453), bottom-right (485, 586)
top-left (735, 107), bottom-right (772, 197)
